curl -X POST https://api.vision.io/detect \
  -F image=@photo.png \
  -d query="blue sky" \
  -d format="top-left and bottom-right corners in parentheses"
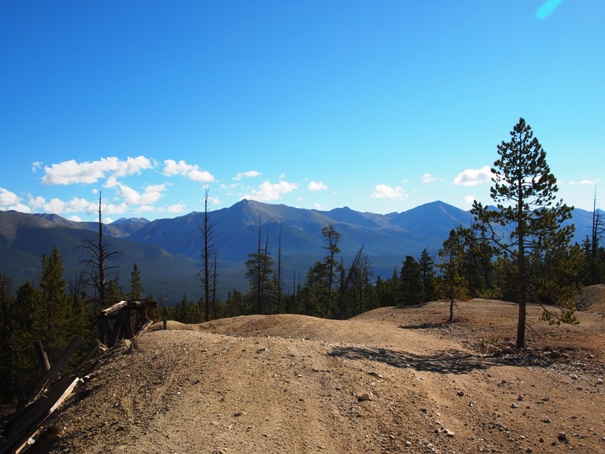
top-left (1, 1), bottom-right (603, 222)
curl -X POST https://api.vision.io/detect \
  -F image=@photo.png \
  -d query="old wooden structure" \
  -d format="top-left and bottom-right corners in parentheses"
top-left (97, 299), bottom-right (158, 348)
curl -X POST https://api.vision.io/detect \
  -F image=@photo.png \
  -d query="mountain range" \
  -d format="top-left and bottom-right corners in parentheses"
top-left (0, 200), bottom-right (598, 303)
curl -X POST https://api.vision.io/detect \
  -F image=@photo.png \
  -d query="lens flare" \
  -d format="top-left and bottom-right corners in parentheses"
top-left (536, 0), bottom-right (565, 20)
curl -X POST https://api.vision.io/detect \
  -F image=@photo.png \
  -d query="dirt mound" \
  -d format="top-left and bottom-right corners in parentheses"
top-left (576, 284), bottom-right (605, 312)
top-left (48, 300), bottom-right (605, 453)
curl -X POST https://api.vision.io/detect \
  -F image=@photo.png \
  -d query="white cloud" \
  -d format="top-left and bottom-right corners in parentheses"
top-left (308, 181), bottom-right (328, 191)
top-left (42, 156), bottom-right (153, 185)
top-left (102, 202), bottom-right (128, 215)
top-left (454, 165), bottom-right (492, 186)
top-left (28, 195), bottom-right (131, 217)
top-left (0, 187), bottom-right (20, 206)
top-left (28, 196), bottom-right (46, 209)
top-left (136, 205), bottom-right (157, 213)
top-left (243, 180), bottom-right (299, 202)
top-left (314, 203), bottom-right (323, 210)
top-left (163, 159), bottom-right (214, 183)
top-left (68, 215), bottom-right (82, 222)
top-left (370, 184), bottom-right (408, 201)
top-left (569, 179), bottom-right (600, 185)
top-left (233, 170), bottom-right (261, 181)
top-left (167, 203), bottom-right (187, 213)
top-left (41, 197), bottom-right (96, 215)
top-left (2, 202), bottom-right (31, 213)
top-left (207, 196), bottom-right (221, 205)
top-left (464, 195), bottom-right (476, 205)
top-left (422, 173), bottom-right (436, 183)
top-left (116, 183), bottom-right (166, 205)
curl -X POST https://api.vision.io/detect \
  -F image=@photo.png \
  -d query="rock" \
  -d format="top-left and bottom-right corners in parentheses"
top-left (558, 432), bottom-right (568, 442)
top-left (457, 390), bottom-right (465, 397)
top-left (511, 403), bottom-right (519, 408)
top-left (445, 429), bottom-right (455, 437)
top-left (357, 393), bottom-right (372, 402)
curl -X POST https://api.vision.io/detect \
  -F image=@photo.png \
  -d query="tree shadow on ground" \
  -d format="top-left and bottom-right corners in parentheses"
top-left (327, 345), bottom-right (491, 374)
top-left (327, 345), bottom-right (557, 375)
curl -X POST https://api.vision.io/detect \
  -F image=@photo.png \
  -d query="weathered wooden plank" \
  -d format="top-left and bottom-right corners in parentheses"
top-left (97, 316), bottom-right (113, 346)
top-left (135, 318), bottom-right (154, 336)
top-left (95, 339), bottom-right (108, 352)
top-left (99, 300), bottom-right (128, 317)
top-left (48, 377), bottom-right (79, 414)
top-left (18, 425), bottom-right (62, 454)
top-left (131, 308), bottom-right (145, 333)
top-left (21, 336), bottom-right (83, 410)
top-left (33, 341), bottom-right (50, 377)
top-left (108, 310), bottom-right (127, 347)
top-left (128, 300), bottom-right (158, 309)
top-left (1, 376), bottom-right (79, 454)
top-left (99, 299), bottom-right (157, 318)
top-left (72, 339), bottom-right (106, 376)
top-left (123, 309), bottom-right (135, 339)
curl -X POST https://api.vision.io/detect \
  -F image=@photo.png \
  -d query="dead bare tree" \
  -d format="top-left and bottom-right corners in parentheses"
top-left (77, 193), bottom-right (120, 310)
top-left (198, 187), bottom-right (219, 321)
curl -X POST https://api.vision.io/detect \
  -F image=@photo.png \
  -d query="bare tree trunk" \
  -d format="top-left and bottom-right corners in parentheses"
top-left (516, 182), bottom-right (526, 349)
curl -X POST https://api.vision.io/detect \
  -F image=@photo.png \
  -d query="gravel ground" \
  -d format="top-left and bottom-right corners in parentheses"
top-left (47, 293), bottom-right (605, 453)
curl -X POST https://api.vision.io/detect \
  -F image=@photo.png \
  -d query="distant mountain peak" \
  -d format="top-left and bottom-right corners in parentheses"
top-left (111, 217), bottom-right (150, 225)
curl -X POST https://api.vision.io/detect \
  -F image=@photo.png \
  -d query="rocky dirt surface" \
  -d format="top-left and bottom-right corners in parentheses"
top-left (47, 290), bottom-right (605, 453)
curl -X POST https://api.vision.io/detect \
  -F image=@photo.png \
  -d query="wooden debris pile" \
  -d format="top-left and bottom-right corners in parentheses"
top-left (0, 299), bottom-right (157, 453)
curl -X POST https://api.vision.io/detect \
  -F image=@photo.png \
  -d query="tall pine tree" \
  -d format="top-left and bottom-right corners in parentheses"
top-left (128, 263), bottom-right (145, 300)
top-left (472, 118), bottom-right (577, 348)
top-left (438, 227), bottom-right (469, 323)
top-left (35, 247), bottom-right (73, 361)
top-left (418, 249), bottom-right (437, 303)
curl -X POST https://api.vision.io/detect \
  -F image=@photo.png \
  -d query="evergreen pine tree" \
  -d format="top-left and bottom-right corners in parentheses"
top-left (399, 256), bottom-right (423, 306)
top-left (438, 227), bottom-right (469, 323)
top-left (35, 247), bottom-right (72, 361)
top-left (418, 249), bottom-right (437, 302)
top-left (128, 263), bottom-right (145, 300)
top-left (472, 117), bottom-right (577, 348)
